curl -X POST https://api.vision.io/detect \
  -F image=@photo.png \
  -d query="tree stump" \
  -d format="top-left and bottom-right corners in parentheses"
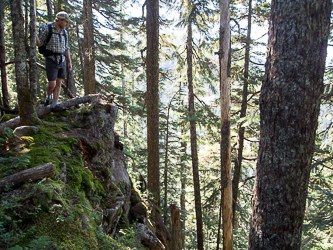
top-left (170, 204), bottom-right (182, 250)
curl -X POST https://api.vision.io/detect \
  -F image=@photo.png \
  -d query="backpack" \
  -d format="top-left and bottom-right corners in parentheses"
top-left (38, 22), bottom-right (67, 57)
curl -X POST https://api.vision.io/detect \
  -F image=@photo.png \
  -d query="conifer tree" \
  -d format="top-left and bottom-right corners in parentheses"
top-left (146, 0), bottom-right (160, 205)
top-left (10, 0), bottom-right (39, 125)
top-left (83, 0), bottom-right (96, 95)
top-left (0, 0), bottom-right (9, 112)
top-left (248, 0), bottom-right (331, 248)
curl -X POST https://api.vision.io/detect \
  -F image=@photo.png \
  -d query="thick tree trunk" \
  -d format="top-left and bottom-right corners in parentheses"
top-left (146, 0), bottom-right (160, 205)
top-left (248, 1), bottom-right (331, 249)
top-left (83, 0), bottom-right (96, 95)
top-left (0, 1), bottom-right (9, 111)
top-left (10, 0), bottom-right (39, 126)
top-left (187, 19), bottom-right (204, 250)
top-left (232, 0), bottom-right (252, 226)
top-left (217, 0), bottom-right (233, 249)
top-left (0, 163), bottom-right (54, 193)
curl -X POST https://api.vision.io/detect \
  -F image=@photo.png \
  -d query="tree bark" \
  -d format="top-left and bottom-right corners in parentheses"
top-left (76, 24), bottom-right (84, 84)
top-left (46, 0), bottom-right (53, 21)
top-left (30, 0), bottom-right (37, 100)
top-left (216, 0), bottom-right (233, 249)
top-left (187, 16), bottom-right (204, 250)
top-left (232, 0), bottom-right (252, 226)
top-left (180, 137), bottom-right (186, 249)
top-left (0, 163), bottom-right (54, 193)
top-left (83, 0), bottom-right (96, 95)
top-left (0, 1), bottom-right (9, 111)
top-left (170, 204), bottom-right (182, 250)
top-left (146, 0), bottom-right (160, 205)
top-left (10, 0), bottom-right (39, 126)
top-left (248, 1), bottom-right (331, 249)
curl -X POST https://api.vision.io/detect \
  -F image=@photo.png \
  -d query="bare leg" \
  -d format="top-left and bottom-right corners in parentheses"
top-left (53, 78), bottom-right (63, 101)
top-left (47, 80), bottom-right (56, 97)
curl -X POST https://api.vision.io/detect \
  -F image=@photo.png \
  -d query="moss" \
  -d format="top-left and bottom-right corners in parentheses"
top-left (67, 162), bottom-right (84, 190)
top-left (0, 103), bottom-right (144, 250)
top-left (154, 204), bottom-right (162, 215)
top-left (130, 188), bottom-right (141, 206)
top-left (82, 168), bottom-right (94, 189)
top-left (118, 213), bottom-right (130, 229)
top-left (1, 113), bottom-right (18, 122)
top-left (21, 136), bottom-right (34, 144)
top-left (34, 210), bottom-right (99, 249)
top-left (31, 180), bottom-right (66, 212)
top-left (94, 179), bottom-right (106, 197)
top-left (72, 121), bottom-right (80, 128)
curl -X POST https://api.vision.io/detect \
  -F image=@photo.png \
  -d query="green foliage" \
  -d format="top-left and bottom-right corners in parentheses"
top-left (0, 155), bottom-right (31, 179)
top-left (115, 224), bottom-right (141, 249)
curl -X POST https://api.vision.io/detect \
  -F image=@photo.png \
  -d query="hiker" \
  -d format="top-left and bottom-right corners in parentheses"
top-left (36, 11), bottom-right (72, 111)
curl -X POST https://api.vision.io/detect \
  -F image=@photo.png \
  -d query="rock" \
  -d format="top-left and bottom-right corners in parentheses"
top-left (130, 202), bottom-right (148, 223)
top-left (59, 163), bottom-right (67, 183)
top-left (109, 149), bottom-right (131, 216)
top-left (136, 223), bottom-right (166, 250)
top-left (13, 126), bottom-right (39, 137)
top-left (102, 201), bottom-right (123, 235)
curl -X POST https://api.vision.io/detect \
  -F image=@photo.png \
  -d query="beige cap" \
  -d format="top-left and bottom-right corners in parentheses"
top-left (56, 11), bottom-right (72, 22)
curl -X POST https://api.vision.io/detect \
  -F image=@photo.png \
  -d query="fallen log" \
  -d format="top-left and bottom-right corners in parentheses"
top-left (0, 94), bottom-right (101, 134)
top-left (0, 162), bottom-right (54, 193)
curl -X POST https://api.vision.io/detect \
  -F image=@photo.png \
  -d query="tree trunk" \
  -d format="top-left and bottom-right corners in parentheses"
top-left (170, 204), bottom-right (182, 250)
top-left (0, 163), bottom-right (54, 193)
top-left (187, 18), bottom-right (204, 250)
top-left (83, 0), bottom-right (96, 95)
top-left (46, 0), bottom-right (53, 21)
top-left (0, 0), bottom-right (9, 111)
top-left (54, 0), bottom-right (63, 13)
top-left (180, 137), bottom-right (186, 249)
top-left (10, 0), bottom-right (39, 126)
top-left (232, 0), bottom-right (252, 226)
top-left (216, 0), bottom-right (233, 249)
top-left (163, 93), bottom-right (177, 225)
top-left (76, 24), bottom-right (84, 86)
top-left (29, 0), bottom-right (37, 100)
top-left (163, 107), bottom-right (170, 225)
top-left (248, 1), bottom-right (331, 249)
top-left (146, 0), bottom-right (160, 205)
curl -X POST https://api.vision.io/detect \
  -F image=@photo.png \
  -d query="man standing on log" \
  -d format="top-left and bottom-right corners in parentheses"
top-left (36, 11), bottom-right (72, 112)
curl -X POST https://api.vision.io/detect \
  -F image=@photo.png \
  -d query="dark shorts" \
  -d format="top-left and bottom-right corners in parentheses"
top-left (46, 57), bottom-right (67, 81)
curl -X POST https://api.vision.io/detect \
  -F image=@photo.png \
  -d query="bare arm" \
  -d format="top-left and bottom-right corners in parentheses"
top-left (66, 50), bottom-right (72, 70)
top-left (36, 34), bottom-right (41, 47)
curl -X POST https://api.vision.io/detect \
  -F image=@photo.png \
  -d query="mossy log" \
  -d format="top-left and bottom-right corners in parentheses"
top-left (0, 162), bottom-right (54, 193)
top-left (0, 94), bottom-right (102, 134)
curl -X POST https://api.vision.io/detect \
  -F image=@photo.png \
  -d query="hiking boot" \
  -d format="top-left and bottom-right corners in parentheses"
top-left (44, 99), bottom-right (50, 107)
top-left (51, 105), bottom-right (67, 112)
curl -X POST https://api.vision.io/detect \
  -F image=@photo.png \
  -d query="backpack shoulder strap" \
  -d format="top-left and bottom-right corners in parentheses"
top-left (62, 29), bottom-right (67, 48)
top-left (45, 23), bottom-right (53, 46)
